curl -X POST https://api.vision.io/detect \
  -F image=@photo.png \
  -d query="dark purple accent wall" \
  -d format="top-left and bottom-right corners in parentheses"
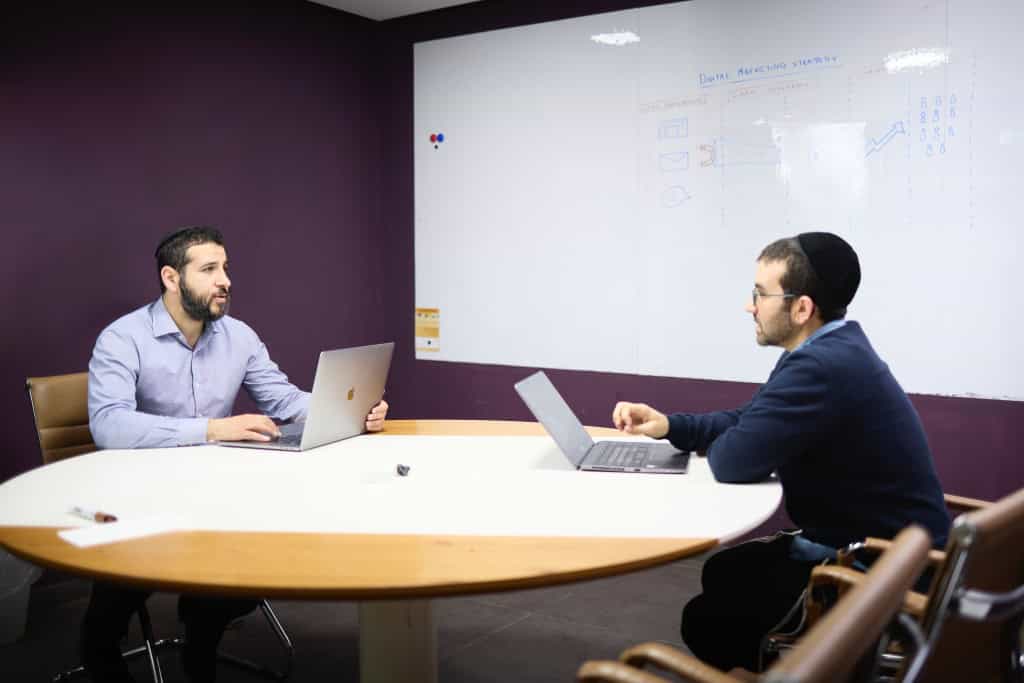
top-left (2, 0), bottom-right (1021, 509)
top-left (1, 0), bottom-right (392, 481)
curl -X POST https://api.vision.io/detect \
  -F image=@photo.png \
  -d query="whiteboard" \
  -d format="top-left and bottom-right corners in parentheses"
top-left (414, 0), bottom-right (1023, 400)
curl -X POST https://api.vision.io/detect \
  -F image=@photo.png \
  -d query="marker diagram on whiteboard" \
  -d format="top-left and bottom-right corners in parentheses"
top-left (415, 0), bottom-right (1022, 400)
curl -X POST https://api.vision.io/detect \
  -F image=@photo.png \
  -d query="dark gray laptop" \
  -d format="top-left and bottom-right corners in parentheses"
top-left (514, 371), bottom-right (690, 474)
top-left (222, 342), bottom-right (394, 452)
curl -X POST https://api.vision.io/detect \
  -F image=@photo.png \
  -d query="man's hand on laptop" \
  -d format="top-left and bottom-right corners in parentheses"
top-left (208, 415), bottom-right (282, 442)
top-left (612, 402), bottom-right (669, 439)
top-left (365, 400), bottom-right (389, 433)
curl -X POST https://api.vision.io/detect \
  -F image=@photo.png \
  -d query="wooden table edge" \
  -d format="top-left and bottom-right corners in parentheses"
top-left (0, 419), bottom-right (720, 599)
top-left (378, 419), bottom-right (623, 437)
top-left (0, 526), bottom-right (717, 600)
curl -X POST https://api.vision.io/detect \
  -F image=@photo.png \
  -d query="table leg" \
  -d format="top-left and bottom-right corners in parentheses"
top-left (358, 599), bottom-right (437, 683)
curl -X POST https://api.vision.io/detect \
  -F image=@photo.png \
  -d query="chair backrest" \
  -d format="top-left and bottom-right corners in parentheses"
top-left (913, 486), bottom-right (1024, 683)
top-left (763, 525), bottom-right (933, 683)
top-left (25, 372), bottom-right (96, 464)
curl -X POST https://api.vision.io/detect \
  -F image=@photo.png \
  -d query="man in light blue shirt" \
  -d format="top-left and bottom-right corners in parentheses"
top-left (82, 226), bottom-right (389, 682)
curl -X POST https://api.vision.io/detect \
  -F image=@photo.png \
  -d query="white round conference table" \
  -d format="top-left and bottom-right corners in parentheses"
top-left (0, 419), bottom-right (782, 683)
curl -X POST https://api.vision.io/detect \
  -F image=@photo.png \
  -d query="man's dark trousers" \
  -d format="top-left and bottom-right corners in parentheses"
top-left (80, 581), bottom-right (258, 682)
top-left (680, 534), bottom-right (819, 672)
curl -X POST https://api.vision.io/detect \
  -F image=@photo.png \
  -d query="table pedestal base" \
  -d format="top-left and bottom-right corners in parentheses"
top-left (358, 599), bottom-right (437, 683)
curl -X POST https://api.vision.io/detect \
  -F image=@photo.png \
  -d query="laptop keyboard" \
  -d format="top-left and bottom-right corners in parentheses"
top-left (275, 432), bottom-right (302, 447)
top-left (593, 442), bottom-right (647, 467)
top-left (274, 423), bottom-right (303, 447)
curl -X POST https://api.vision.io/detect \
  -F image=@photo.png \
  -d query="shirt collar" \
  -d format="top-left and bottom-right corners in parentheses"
top-left (149, 297), bottom-right (222, 342)
top-left (794, 319), bottom-right (847, 352)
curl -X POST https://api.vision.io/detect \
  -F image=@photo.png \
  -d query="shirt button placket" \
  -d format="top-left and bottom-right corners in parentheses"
top-left (191, 352), bottom-right (200, 417)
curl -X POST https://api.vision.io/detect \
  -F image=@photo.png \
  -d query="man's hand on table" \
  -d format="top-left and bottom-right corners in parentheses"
top-left (612, 402), bottom-right (669, 439)
top-left (208, 414), bottom-right (282, 442)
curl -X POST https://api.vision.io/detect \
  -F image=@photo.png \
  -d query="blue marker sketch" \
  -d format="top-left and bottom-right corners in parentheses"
top-left (699, 143), bottom-right (716, 167)
top-left (660, 185), bottom-right (691, 207)
top-left (917, 93), bottom-right (955, 158)
top-left (705, 138), bottom-right (780, 167)
top-left (658, 118), bottom-right (688, 139)
top-left (699, 55), bottom-right (840, 88)
top-left (659, 151), bottom-right (689, 172)
top-left (865, 121), bottom-right (906, 158)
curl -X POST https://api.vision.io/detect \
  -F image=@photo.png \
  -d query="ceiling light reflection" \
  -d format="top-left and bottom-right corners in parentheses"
top-left (590, 31), bottom-right (639, 46)
top-left (884, 48), bottom-right (950, 73)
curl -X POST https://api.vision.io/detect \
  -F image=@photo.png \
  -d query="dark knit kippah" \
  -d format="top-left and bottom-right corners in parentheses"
top-left (796, 232), bottom-right (861, 310)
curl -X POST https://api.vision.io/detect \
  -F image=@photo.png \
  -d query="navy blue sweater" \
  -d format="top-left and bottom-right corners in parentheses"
top-left (665, 322), bottom-right (949, 549)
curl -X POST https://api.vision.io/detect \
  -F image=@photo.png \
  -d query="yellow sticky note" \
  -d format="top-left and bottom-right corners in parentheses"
top-left (415, 308), bottom-right (440, 352)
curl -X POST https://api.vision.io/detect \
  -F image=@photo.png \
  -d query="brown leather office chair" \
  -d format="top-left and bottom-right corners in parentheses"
top-left (577, 525), bottom-right (934, 683)
top-left (760, 491), bottom-right (992, 667)
top-left (941, 493), bottom-right (990, 516)
top-left (903, 486), bottom-right (1024, 682)
top-left (26, 372), bottom-right (295, 682)
top-left (26, 373), bottom-right (97, 464)
top-left (765, 488), bottom-right (1024, 683)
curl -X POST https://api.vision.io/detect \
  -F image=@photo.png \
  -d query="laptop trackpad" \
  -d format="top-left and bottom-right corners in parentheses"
top-left (643, 447), bottom-right (691, 473)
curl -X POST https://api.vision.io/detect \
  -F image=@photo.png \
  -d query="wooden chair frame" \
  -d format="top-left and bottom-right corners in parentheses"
top-left (578, 526), bottom-right (934, 683)
top-left (764, 489), bottom-right (1024, 683)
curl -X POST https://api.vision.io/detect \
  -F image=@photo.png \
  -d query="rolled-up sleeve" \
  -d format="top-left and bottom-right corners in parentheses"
top-left (88, 328), bottom-right (208, 449)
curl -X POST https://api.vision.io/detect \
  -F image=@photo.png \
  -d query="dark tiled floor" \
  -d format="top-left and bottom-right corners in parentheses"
top-left (0, 554), bottom-right (709, 682)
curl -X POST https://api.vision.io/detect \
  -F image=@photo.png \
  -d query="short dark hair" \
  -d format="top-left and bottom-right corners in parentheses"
top-left (154, 226), bottom-right (225, 292)
top-left (758, 236), bottom-right (847, 322)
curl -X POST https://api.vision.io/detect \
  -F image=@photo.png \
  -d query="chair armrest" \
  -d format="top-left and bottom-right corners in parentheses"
top-left (809, 565), bottom-right (929, 619)
top-left (944, 493), bottom-right (991, 514)
top-left (577, 660), bottom-right (671, 683)
top-left (849, 538), bottom-right (946, 570)
top-left (619, 642), bottom-right (740, 683)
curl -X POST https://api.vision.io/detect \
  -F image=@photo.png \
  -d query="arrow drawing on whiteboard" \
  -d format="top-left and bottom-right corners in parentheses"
top-left (865, 121), bottom-right (906, 158)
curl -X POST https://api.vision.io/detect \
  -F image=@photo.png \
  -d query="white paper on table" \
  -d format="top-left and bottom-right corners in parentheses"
top-left (57, 515), bottom-right (186, 548)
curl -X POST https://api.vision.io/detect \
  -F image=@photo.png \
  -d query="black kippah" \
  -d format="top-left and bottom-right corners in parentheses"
top-left (796, 232), bottom-right (861, 311)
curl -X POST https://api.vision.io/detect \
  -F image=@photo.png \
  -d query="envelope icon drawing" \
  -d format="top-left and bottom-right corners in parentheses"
top-left (659, 151), bottom-right (689, 172)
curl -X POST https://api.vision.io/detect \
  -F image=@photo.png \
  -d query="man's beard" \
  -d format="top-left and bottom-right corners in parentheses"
top-left (755, 311), bottom-right (795, 347)
top-left (180, 278), bottom-right (230, 323)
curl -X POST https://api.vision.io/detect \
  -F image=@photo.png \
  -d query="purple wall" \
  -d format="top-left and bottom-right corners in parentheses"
top-left (1, 0), bottom-right (393, 481)
top-left (2, 0), bottom-right (1021, 505)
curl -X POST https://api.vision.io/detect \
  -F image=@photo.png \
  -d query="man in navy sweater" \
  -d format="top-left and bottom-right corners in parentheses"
top-left (612, 232), bottom-right (949, 671)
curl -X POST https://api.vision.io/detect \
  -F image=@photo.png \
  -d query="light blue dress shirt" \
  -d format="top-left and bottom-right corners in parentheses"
top-left (88, 298), bottom-right (310, 449)
top-left (793, 319), bottom-right (847, 353)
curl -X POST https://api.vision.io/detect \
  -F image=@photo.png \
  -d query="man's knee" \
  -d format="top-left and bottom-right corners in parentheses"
top-left (82, 583), bottom-right (151, 640)
top-left (679, 593), bottom-right (705, 646)
top-left (700, 535), bottom-right (805, 597)
top-left (680, 593), bottom-right (758, 670)
top-left (178, 596), bottom-right (260, 633)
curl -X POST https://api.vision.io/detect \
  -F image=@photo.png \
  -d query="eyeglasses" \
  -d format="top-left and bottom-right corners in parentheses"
top-left (751, 289), bottom-right (797, 306)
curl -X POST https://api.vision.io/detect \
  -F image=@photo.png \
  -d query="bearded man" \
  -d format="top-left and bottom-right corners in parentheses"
top-left (83, 226), bottom-right (387, 681)
top-left (612, 232), bottom-right (949, 671)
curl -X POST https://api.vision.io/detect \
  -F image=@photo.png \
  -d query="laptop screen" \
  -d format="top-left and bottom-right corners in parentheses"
top-left (514, 371), bottom-right (595, 468)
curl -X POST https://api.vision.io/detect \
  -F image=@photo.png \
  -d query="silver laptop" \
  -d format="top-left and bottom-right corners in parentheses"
top-left (223, 342), bottom-right (394, 452)
top-left (514, 371), bottom-right (690, 474)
